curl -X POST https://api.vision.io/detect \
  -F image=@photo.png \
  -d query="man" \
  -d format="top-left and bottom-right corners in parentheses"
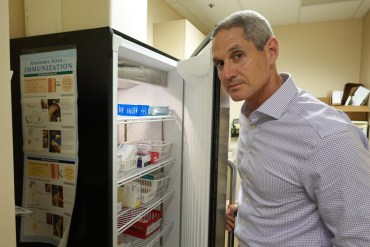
top-left (211, 10), bottom-right (370, 246)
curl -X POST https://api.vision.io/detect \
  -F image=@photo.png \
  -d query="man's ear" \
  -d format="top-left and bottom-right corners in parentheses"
top-left (265, 36), bottom-right (279, 64)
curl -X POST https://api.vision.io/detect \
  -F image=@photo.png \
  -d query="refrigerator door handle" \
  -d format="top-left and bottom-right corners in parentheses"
top-left (227, 159), bottom-right (237, 247)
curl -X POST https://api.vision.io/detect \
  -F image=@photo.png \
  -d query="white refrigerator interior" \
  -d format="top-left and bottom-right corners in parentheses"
top-left (113, 34), bottom-right (184, 247)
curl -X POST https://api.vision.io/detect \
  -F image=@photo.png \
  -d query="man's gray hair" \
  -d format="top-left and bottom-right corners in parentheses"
top-left (211, 10), bottom-right (274, 51)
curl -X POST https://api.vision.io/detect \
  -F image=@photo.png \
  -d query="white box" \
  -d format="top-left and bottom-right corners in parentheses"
top-left (117, 181), bottom-right (141, 208)
top-left (331, 90), bottom-right (343, 105)
top-left (350, 86), bottom-right (370, 106)
top-left (117, 144), bottom-right (138, 160)
top-left (117, 202), bottom-right (122, 212)
top-left (137, 155), bottom-right (151, 168)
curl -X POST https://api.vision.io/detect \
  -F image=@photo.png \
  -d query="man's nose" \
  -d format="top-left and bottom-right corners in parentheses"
top-left (223, 61), bottom-right (236, 80)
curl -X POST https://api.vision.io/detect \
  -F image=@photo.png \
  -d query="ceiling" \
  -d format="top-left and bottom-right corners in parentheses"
top-left (165, 0), bottom-right (370, 34)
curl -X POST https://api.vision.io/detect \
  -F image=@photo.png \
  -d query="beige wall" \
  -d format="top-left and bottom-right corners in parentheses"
top-left (9, 0), bottom-right (25, 38)
top-left (9, 0), bottom-right (184, 44)
top-left (62, 0), bottom-right (109, 32)
top-left (274, 19), bottom-right (362, 97)
top-left (9, 0), bottom-right (108, 38)
top-left (360, 11), bottom-right (370, 89)
top-left (147, 0), bottom-right (183, 46)
top-left (110, 0), bottom-right (148, 42)
top-left (184, 20), bottom-right (206, 58)
top-left (154, 20), bottom-right (187, 59)
top-left (359, 10), bottom-right (370, 125)
top-left (0, 0), bottom-right (16, 246)
top-left (153, 19), bottom-right (205, 59)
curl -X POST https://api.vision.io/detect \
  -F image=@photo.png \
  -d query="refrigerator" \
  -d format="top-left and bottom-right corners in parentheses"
top-left (10, 27), bottom-right (230, 247)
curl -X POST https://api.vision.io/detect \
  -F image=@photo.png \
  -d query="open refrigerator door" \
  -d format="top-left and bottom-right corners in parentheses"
top-left (177, 42), bottom-right (230, 247)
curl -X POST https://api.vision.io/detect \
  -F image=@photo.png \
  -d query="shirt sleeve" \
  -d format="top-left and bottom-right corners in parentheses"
top-left (303, 130), bottom-right (370, 246)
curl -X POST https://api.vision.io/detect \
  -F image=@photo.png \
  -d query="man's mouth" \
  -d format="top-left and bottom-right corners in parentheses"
top-left (229, 82), bottom-right (242, 90)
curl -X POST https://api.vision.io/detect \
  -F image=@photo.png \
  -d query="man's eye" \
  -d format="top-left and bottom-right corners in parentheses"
top-left (233, 53), bottom-right (243, 60)
top-left (215, 61), bottom-right (224, 69)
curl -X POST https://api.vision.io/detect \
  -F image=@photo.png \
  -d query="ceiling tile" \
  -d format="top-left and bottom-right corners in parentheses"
top-left (182, 0), bottom-right (242, 30)
top-left (301, 0), bottom-right (360, 7)
top-left (238, 0), bottom-right (300, 25)
top-left (300, 0), bottom-right (363, 23)
top-left (165, 0), bottom-right (370, 34)
top-left (166, 1), bottom-right (210, 33)
top-left (353, 0), bottom-right (370, 17)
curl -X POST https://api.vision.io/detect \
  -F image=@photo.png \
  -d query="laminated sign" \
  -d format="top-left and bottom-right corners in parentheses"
top-left (19, 48), bottom-right (79, 247)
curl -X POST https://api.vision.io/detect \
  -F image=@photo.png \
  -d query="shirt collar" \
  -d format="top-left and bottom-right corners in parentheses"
top-left (242, 73), bottom-right (298, 120)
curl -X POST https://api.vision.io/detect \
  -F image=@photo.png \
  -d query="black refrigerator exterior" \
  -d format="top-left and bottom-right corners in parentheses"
top-left (11, 27), bottom-right (116, 247)
top-left (10, 27), bottom-right (229, 247)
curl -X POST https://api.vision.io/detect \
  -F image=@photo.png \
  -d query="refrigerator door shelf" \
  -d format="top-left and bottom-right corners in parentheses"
top-left (117, 190), bottom-right (174, 234)
top-left (117, 157), bottom-right (174, 187)
top-left (119, 221), bottom-right (173, 247)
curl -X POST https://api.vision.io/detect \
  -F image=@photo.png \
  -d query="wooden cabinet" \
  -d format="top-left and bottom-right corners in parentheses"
top-left (333, 105), bottom-right (369, 138)
top-left (332, 105), bottom-right (370, 121)
top-left (318, 97), bottom-right (369, 137)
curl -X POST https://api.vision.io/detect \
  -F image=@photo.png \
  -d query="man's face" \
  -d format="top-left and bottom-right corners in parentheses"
top-left (212, 27), bottom-right (272, 106)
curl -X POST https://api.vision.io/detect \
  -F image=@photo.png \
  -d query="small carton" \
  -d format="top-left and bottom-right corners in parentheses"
top-left (137, 155), bottom-right (151, 168)
top-left (331, 90), bottom-right (343, 105)
top-left (118, 181), bottom-right (141, 209)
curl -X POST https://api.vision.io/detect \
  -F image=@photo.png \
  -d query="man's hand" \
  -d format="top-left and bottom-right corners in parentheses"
top-left (226, 203), bottom-right (238, 231)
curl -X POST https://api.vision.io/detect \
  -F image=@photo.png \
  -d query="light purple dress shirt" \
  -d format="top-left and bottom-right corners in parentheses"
top-left (235, 73), bottom-right (370, 246)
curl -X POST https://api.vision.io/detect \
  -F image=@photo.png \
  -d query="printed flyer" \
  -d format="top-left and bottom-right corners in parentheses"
top-left (20, 48), bottom-right (78, 158)
top-left (19, 48), bottom-right (78, 247)
top-left (20, 157), bottom-right (77, 246)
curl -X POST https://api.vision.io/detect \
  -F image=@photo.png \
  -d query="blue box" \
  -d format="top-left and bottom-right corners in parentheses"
top-left (118, 104), bottom-right (149, 116)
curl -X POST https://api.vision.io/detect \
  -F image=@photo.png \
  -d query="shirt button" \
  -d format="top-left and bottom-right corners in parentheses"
top-left (250, 124), bottom-right (256, 129)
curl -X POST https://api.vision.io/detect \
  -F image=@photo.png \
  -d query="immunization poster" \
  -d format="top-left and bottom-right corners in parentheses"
top-left (19, 48), bottom-right (78, 247)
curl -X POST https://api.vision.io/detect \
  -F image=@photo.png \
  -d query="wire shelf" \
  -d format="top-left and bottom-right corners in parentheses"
top-left (117, 115), bottom-right (177, 125)
top-left (120, 221), bottom-right (173, 247)
top-left (117, 157), bottom-right (174, 187)
top-left (117, 190), bottom-right (174, 234)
